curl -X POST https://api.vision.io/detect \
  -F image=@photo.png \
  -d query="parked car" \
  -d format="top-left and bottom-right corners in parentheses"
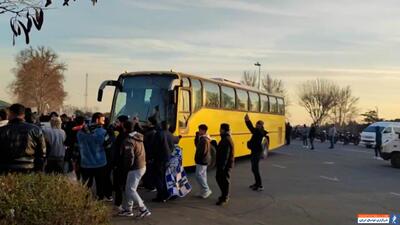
top-left (360, 122), bottom-right (400, 148)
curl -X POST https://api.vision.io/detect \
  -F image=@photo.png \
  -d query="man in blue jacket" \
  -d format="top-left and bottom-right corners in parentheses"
top-left (77, 112), bottom-right (108, 200)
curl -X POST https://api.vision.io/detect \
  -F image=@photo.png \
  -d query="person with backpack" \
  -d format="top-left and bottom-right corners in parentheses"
top-left (245, 114), bottom-right (268, 192)
top-left (118, 121), bottom-right (151, 218)
top-left (216, 123), bottom-right (234, 206)
top-left (194, 124), bottom-right (212, 199)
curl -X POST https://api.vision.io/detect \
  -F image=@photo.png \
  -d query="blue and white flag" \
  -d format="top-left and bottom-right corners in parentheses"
top-left (166, 146), bottom-right (192, 198)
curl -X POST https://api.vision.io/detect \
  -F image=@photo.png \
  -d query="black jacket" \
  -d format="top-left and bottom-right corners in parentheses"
top-left (0, 119), bottom-right (46, 172)
top-left (245, 120), bottom-right (268, 153)
top-left (144, 126), bottom-right (157, 162)
top-left (216, 133), bottom-right (234, 170)
top-left (309, 126), bottom-right (316, 139)
top-left (153, 129), bottom-right (178, 168)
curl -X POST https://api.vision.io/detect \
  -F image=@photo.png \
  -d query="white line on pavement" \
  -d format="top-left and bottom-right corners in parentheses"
top-left (323, 161), bottom-right (335, 165)
top-left (390, 192), bottom-right (400, 197)
top-left (319, 176), bottom-right (340, 182)
top-left (272, 164), bottom-right (287, 169)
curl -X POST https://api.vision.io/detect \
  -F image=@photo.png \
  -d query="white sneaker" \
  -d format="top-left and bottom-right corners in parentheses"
top-left (201, 190), bottom-right (212, 199)
top-left (377, 157), bottom-right (384, 160)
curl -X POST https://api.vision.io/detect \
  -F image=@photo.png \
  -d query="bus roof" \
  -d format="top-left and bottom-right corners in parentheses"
top-left (119, 71), bottom-right (284, 98)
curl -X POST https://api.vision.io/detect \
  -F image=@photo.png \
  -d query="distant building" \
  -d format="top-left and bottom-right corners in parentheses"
top-left (0, 100), bottom-right (10, 109)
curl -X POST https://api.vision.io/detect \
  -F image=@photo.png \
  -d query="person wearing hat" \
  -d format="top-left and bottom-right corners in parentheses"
top-left (244, 114), bottom-right (268, 192)
top-left (215, 123), bottom-right (235, 206)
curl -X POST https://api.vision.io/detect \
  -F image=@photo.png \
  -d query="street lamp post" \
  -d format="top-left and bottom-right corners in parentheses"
top-left (254, 62), bottom-right (261, 90)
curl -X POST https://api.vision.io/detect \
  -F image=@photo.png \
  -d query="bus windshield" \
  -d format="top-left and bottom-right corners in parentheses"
top-left (112, 76), bottom-right (176, 125)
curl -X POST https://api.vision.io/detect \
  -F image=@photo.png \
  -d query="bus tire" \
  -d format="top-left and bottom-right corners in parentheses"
top-left (209, 140), bottom-right (218, 169)
top-left (390, 152), bottom-right (400, 168)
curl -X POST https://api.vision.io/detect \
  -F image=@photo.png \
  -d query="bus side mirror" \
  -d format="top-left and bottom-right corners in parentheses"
top-left (97, 89), bottom-right (104, 102)
top-left (169, 90), bottom-right (177, 104)
top-left (97, 80), bottom-right (122, 102)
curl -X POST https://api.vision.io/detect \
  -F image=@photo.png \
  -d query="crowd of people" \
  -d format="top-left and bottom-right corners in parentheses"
top-left (0, 103), bottom-right (270, 218)
top-left (285, 122), bottom-right (338, 150)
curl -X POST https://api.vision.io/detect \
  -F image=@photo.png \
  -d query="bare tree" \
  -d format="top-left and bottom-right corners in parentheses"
top-left (329, 86), bottom-right (359, 126)
top-left (298, 79), bottom-right (340, 125)
top-left (10, 46), bottom-right (67, 114)
top-left (1, 0), bottom-right (97, 45)
top-left (262, 74), bottom-right (285, 95)
top-left (240, 71), bottom-right (257, 87)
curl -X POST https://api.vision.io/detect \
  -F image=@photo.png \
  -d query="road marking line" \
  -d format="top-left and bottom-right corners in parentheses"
top-left (323, 161), bottom-right (335, 165)
top-left (272, 164), bottom-right (287, 169)
top-left (390, 192), bottom-right (400, 197)
top-left (341, 149), bottom-right (370, 154)
top-left (319, 176), bottom-right (339, 182)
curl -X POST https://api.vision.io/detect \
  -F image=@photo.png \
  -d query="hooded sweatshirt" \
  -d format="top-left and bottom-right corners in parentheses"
top-left (122, 131), bottom-right (146, 171)
top-left (195, 132), bottom-right (211, 165)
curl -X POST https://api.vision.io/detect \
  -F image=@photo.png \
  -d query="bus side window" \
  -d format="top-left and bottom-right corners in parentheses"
top-left (178, 89), bottom-right (191, 129)
top-left (221, 86), bottom-right (236, 109)
top-left (236, 89), bottom-right (249, 111)
top-left (204, 81), bottom-right (220, 108)
top-left (269, 96), bottom-right (278, 114)
top-left (191, 79), bottom-right (203, 112)
top-left (277, 98), bottom-right (285, 115)
top-left (260, 94), bottom-right (269, 113)
top-left (249, 92), bottom-right (260, 112)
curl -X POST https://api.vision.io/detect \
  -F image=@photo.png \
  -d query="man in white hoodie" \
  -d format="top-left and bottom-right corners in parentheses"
top-left (194, 124), bottom-right (212, 199)
top-left (0, 109), bottom-right (8, 127)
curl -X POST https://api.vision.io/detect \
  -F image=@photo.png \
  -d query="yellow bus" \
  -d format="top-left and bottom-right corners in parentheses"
top-left (97, 71), bottom-right (286, 167)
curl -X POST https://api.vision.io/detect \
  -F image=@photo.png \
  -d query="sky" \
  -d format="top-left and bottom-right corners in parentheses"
top-left (0, 0), bottom-right (399, 124)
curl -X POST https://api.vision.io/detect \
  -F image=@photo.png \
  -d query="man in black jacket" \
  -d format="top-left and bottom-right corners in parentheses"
top-left (216, 123), bottom-right (235, 206)
top-left (152, 121), bottom-right (177, 202)
top-left (0, 104), bottom-right (46, 173)
top-left (111, 115), bottom-right (129, 208)
top-left (245, 114), bottom-right (267, 192)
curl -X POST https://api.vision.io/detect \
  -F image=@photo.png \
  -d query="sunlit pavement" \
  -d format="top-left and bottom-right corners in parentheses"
top-left (112, 141), bottom-right (400, 225)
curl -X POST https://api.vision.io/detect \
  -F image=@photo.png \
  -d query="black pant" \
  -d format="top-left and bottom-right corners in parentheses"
top-left (143, 161), bottom-right (155, 190)
top-left (45, 159), bottom-right (64, 174)
top-left (302, 136), bottom-right (308, 146)
top-left (104, 163), bottom-right (113, 198)
top-left (216, 168), bottom-right (231, 201)
top-left (309, 137), bottom-right (315, 149)
top-left (154, 163), bottom-right (168, 200)
top-left (375, 143), bottom-right (382, 157)
top-left (81, 166), bottom-right (107, 200)
top-left (113, 167), bottom-right (127, 206)
top-left (251, 152), bottom-right (262, 187)
top-left (286, 136), bottom-right (291, 145)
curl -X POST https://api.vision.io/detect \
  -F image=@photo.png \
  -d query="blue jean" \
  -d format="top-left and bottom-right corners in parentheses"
top-left (123, 168), bottom-right (146, 211)
top-left (195, 164), bottom-right (210, 194)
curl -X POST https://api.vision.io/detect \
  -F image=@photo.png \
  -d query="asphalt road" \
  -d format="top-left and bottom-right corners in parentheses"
top-left (112, 140), bottom-right (400, 225)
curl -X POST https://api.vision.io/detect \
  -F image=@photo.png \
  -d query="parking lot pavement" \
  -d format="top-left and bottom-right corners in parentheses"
top-left (112, 141), bottom-right (400, 225)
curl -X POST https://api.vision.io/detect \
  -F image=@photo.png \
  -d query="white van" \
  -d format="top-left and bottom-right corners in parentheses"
top-left (360, 122), bottom-right (400, 147)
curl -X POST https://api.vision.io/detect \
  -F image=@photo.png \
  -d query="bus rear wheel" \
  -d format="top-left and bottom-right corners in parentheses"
top-left (390, 152), bottom-right (400, 168)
